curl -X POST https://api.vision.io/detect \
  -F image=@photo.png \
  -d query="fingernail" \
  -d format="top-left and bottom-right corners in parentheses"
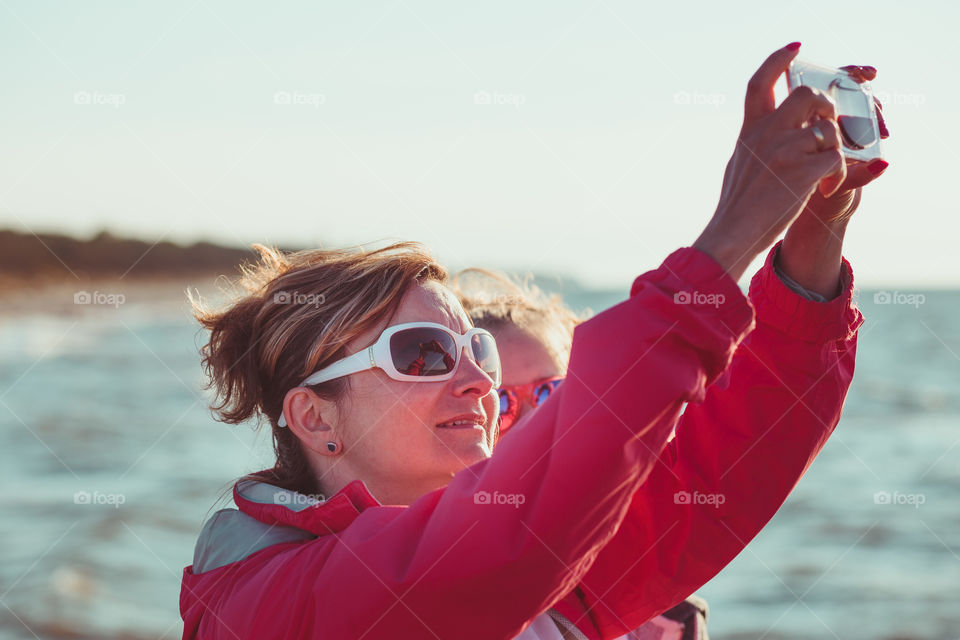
top-left (861, 65), bottom-right (877, 74)
top-left (786, 42), bottom-right (801, 51)
top-left (867, 159), bottom-right (889, 175)
top-left (879, 121), bottom-right (889, 137)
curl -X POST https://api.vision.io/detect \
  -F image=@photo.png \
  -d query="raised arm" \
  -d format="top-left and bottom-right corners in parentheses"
top-left (555, 66), bottom-right (888, 632)
top-left (566, 240), bottom-right (864, 638)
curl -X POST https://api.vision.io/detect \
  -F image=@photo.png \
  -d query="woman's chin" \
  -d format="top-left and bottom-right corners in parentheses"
top-left (444, 441), bottom-right (493, 470)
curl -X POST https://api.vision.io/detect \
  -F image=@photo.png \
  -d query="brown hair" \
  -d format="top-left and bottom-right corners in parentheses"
top-left (191, 241), bottom-right (447, 495)
top-left (450, 268), bottom-right (589, 368)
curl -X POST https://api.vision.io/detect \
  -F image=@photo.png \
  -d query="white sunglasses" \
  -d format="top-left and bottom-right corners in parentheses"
top-left (278, 321), bottom-right (501, 427)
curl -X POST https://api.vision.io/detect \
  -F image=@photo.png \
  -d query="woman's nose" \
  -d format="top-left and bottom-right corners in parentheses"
top-left (451, 345), bottom-right (495, 396)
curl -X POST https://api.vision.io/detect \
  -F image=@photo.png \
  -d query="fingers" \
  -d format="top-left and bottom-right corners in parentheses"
top-left (777, 119), bottom-right (843, 198)
top-left (744, 42), bottom-right (802, 125)
top-left (840, 65), bottom-right (863, 82)
top-left (809, 150), bottom-right (847, 198)
top-left (788, 119), bottom-right (841, 154)
top-left (839, 159), bottom-right (889, 192)
top-left (776, 84), bottom-right (837, 129)
top-left (814, 159), bottom-right (888, 213)
top-left (794, 146), bottom-right (844, 196)
top-left (876, 100), bottom-right (890, 138)
top-left (840, 64), bottom-right (890, 138)
top-left (840, 65), bottom-right (878, 83)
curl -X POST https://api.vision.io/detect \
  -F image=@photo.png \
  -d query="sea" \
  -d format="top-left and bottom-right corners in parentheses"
top-left (0, 280), bottom-right (957, 640)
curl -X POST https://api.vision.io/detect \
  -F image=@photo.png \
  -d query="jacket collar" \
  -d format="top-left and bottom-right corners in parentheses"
top-left (234, 473), bottom-right (382, 536)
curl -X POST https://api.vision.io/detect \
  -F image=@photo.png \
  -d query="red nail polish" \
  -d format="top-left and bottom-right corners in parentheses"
top-left (786, 42), bottom-right (801, 51)
top-left (867, 159), bottom-right (889, 175)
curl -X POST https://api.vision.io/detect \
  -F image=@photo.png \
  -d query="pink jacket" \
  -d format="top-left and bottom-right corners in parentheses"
top-left (180, 240), bottom-right (863, 639)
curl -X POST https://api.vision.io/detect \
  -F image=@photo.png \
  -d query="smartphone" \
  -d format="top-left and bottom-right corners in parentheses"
top-left (786, 59), bottom-right (883, 162)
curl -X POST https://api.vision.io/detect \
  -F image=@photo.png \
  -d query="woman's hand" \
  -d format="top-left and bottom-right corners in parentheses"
top-left (776, 64), bottom-right (891, 299)
top-left (693, 42), bottom-right (846, 282)
top-left (803, 64), bottom-right (890, 224)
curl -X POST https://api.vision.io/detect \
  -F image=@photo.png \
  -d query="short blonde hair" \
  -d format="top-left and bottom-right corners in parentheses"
top-left (450, 268), bottom-right (589, 369)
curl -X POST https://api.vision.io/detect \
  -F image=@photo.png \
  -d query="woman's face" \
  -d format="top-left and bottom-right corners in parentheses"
top-left (495, 324), bottom-right (566, 422)
top-left (331, 280), bottom-right (499, 504)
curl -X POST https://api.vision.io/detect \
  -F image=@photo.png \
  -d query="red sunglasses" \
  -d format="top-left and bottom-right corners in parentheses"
top-left (497, 376), bottom-right (564, 434)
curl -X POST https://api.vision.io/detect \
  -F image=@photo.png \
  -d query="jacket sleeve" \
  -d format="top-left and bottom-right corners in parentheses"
top-left (198, 247), bottom-right (757, 640)
top-left (570, 240), bottom-right (865, 639)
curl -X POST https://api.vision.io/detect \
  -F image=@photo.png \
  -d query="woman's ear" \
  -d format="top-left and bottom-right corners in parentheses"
top-left (283, 387), bottom-right (339, 456)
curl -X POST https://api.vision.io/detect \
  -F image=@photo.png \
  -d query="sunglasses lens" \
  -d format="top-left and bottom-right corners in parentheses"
top-left (497, 389), bottom-right (517, 431)
top-left (533, 379), bottom-right (562, 406)
top-left (498, 390), bottom-right (512, 415)
top-left (390, 328), bottom-right (457, 377)
top-left (471, 333), bottom-right (502, 385)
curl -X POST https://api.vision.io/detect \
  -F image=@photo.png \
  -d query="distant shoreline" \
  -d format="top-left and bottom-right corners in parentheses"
top-left (0, 228), bottom-right (264, 314)
top-left (0, 228), bottom-right (260, 290)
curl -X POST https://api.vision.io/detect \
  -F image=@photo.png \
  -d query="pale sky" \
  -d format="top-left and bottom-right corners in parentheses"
top-left (0, 0), bottom-right (955, 289)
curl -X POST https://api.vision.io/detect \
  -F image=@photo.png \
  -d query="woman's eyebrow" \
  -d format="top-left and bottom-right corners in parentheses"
top-left (438, 303), bottom-right (470, 333)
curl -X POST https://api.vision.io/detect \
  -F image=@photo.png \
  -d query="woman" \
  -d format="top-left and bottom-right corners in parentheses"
top-left (180, 43), bottom-right (888, 639)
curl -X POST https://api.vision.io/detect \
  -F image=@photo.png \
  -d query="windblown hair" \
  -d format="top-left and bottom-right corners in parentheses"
top-left (190, 241), bottom-right (447, 494)
top-left (450, 268), bottom-right (589, 369)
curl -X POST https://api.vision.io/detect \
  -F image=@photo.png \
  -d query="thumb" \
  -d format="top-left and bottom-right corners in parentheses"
top-left (843, 159), bottom-right (889, 190)
top-left (823, 158), bottom-right (889, 196)
top-left (818, 161), bottom-right (847, 198)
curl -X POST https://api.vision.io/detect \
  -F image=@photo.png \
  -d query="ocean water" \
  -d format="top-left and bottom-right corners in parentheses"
top-left (0, 283), bottom-right (958, 639)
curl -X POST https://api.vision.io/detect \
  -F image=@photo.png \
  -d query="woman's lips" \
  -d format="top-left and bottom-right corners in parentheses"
top-left (436, 414), bottom-right (485, 429)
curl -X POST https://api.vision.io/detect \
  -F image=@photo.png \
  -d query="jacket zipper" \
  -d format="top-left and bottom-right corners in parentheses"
top-left (545, 608), bottom-right (590, 640)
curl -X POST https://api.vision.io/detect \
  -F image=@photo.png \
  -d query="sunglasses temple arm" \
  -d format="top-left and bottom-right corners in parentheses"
top-left (278, 348), bottom-right (376, 427)
top-left (301, 348), bottom-right (375, 386)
